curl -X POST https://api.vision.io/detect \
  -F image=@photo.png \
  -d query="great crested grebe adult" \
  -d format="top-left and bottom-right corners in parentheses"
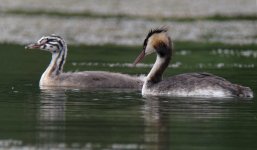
top-left (25, 35), bottom-right (143, 89)
top-left (133, 28), bottom-right (253, 98)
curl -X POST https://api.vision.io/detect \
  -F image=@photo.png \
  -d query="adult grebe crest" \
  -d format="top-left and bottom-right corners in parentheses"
top-left (25, 35), bottom-right (143, 89)
top-left (133, 28), bottom-right (253, 98)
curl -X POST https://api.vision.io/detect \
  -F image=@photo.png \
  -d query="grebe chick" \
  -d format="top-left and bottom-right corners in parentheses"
top-left (133, 28), bottom-right (253, 98)
top-left (25, 35), bottom-right (143, 89)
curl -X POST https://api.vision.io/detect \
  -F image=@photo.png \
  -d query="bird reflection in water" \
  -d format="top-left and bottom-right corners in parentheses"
top-left (142, 96), bottom-right (170, 150)
top-left (37, 87), bottom-right (67, 148)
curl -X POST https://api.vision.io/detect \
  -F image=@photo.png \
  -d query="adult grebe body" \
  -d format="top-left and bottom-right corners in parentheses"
top-left (26, 35), bottom-right (143, 89)
top-left (134, 28), bottom-right (253, 98)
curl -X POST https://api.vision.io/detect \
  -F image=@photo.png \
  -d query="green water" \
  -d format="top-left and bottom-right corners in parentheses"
top-left (0, 43), bottom-right (257, 150)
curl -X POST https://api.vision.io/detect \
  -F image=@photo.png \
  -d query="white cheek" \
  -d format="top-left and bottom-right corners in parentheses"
top-left (45, 45), bottom-right (51, 50)
top-left (145, 44), bottom-right (155, 55)
top-left (51, 46), bottom-right (57, 51)
top-left (40, 45), bottom-right (46, 49)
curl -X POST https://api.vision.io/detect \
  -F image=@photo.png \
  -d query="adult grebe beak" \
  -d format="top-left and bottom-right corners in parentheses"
top-left (133, 50), bottom-right (145, 66)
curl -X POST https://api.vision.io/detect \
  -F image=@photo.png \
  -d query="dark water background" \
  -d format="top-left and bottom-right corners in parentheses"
top-left (0, 43), bottom-right (256, 150)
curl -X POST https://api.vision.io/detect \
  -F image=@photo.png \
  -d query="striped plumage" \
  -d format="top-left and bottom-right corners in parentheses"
top-left (25, 35), bottom-right (143, 89)
top-left (134, 28), bottom-right (253, 98)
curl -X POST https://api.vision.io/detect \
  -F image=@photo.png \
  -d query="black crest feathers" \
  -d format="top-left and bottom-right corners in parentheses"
top-left (143, 27), bottom-right (168, 48)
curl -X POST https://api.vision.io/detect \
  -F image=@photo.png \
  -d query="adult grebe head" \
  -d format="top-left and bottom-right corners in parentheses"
top-left (134, 28), bottom-right (171, 65)
top-left (25, 35), bottom-right (66, 54)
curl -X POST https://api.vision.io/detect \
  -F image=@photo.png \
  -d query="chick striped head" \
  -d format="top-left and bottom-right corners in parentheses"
top-left (25, 35), bottom-right (66, 53)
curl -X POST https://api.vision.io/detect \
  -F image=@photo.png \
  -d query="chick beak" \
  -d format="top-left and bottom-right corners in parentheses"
top-left (25, 43), bottom-right (41, 49)
top-left (133, 50), bottom-right (145, 66)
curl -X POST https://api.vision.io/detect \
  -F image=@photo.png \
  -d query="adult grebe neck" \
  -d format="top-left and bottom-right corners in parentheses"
top-left (40, 41), bottom-right (67, 85)
top-left (146, 53), bottom-right (171, 84)
top-left (145, 42), bottom-right (172, 85)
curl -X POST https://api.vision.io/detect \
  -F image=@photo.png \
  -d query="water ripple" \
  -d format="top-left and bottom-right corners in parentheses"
top-left (71, 61), bottom-right (255, 69)
top-left (211, 49), bottom-right (257, 58)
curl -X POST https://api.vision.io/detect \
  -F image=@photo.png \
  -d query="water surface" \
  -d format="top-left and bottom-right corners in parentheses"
top-left (0, 44), bottom-right (256, 150)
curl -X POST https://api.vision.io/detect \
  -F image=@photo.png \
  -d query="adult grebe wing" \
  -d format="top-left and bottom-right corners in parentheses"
top-left (155, 72), bottom-right (234, 90)
top-left (153, 72), bottom-right (252, 97)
